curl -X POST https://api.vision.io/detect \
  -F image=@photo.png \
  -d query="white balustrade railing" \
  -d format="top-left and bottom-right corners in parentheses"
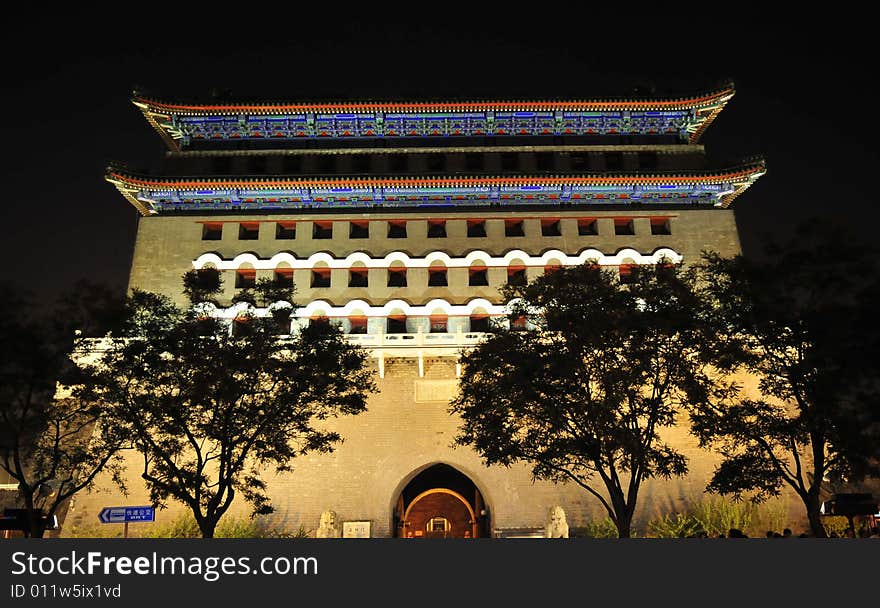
top-left (74, 330), bottom-right (488, 363)
top-left (345, 330), bottom-right (487, 349)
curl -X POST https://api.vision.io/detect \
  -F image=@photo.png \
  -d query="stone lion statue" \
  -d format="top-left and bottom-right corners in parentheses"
top-left (545, 505), bottom-right (569, 538)
top-left (315, 509), bottom-right (342, 538)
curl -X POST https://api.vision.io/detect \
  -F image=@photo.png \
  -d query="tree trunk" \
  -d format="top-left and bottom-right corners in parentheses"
top-left (607, 486), bottom-right (635, 538)
top-left (23, 511), bottom-right (47, 538)
top-left (612, 503), bottom-right (634, 538)
top-left (805, 494), bottom-right (827, 538)
top-left (21, 494), bottom-right (46, 538)
top-left (199, 516), bottom-right (219, 539)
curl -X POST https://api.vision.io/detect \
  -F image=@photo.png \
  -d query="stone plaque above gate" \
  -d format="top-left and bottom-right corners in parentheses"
top-left (414, 379), bottom-right (459, 403)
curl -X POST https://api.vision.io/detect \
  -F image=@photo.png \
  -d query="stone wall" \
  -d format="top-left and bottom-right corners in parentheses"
top-left (62, 358), bottom-right (807, 538)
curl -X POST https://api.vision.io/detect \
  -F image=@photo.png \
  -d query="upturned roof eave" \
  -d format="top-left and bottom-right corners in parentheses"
top-left (132, 83), bottom-right (735, 150)
top-left (106, 156), bottom-right (764, 217)
top-left (132, 82), bottom-right (735, 115)
top-left (106, 157), bottom-right (764, 191)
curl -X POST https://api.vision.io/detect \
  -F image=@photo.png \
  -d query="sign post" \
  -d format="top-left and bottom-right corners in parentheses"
top-left (98, 506), bottom-right (155, 538)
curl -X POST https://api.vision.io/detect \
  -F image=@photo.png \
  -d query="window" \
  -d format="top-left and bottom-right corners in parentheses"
top-left (427, 220), bottom-right (447, 238)
top-left (507, 266), bottom-right (527, 286)
top-left (619, 264), bottom-right (636, 284)
top-left (387, 315), bottom-right (407, 334)
top-left (578, 218), bottom-right (598, 236)
top-left (465, 153), bottom-right (482, 172)
top-left (269, 310), bottom-right (293, 335)
top-left (505, 219), bottom-right (525, 237)
top-left (310, 315), bottom-right (330, 327)
top-left (274, 268), bottom-right (294, 287)
top-left (275, 221), bottom-right (296, 240)
top-left (614, 218), bottom-right (635, 235)
top-left (348, 268), bottom-right (368, 288)
top-left (470, 315), bottom-right (490, 332)
top-left (469, 266), bottom-right (489, 286)
top-left (191, 268), bottom-right (220, 296)
top-left (541, 219), bottom-right (561, 237)
top-left (235, 268), bottom-right (256, 289)
top-left (387, 268), bottom-right (407, 287)
top-left (501, 152), bottom-right (518, 171)
top-left (650, 217), bottom-right (671, 235)
top-left (238, 222), bottom-right (259, 240)
top-left (430, 315), bottom-right (448, 333)
top-left (510, 314), bottom-right (528, 331)
top-left (202, 223), bottom-right (223, 240)
top-left (467, 219), bottom-right (486, 237)
top-left (311, 268), bottom-right (331, 288)
top-left (348, 316), bottom-right (367, 335)
top-left (232, 317), bottom-right (252, 337)
top-left (388, 220), bottom-right (407, 238)
top-left (312, 221), bottom-right (333, 239)
top-left (429, 517), bottom-right (449, 532)
top-left (544, 263), bottom-right (562, 276)
top-left (428, 267), bottom-right (448, 287)
top-left (349, 221), bottom-right (369, 239)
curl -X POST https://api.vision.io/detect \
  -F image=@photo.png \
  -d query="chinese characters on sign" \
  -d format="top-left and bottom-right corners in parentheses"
top-left (342, 521), bottom-right (371, 538)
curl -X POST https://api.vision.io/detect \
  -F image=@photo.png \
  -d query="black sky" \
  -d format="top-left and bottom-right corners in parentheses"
top-left (3, 16), bottom-right (877, 305)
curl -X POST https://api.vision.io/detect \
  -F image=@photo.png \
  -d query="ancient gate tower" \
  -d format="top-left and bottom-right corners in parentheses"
top-left (99, 82), bottom-right (763, 537)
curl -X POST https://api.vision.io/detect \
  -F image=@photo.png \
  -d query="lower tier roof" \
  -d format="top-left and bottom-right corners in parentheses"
top-left (107, 161), bottom-right (765, 215)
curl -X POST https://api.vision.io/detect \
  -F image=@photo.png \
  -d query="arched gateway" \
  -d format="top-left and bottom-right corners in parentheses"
top-left (393, 464), bottom-right (490, 538)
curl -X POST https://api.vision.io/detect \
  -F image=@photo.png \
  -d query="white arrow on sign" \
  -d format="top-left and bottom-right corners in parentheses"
top-left (98, 507), bottom-right (127, 524)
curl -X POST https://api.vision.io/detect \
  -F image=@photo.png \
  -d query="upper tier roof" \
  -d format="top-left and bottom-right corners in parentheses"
top-left (134, 83), bottom-right (735, 151)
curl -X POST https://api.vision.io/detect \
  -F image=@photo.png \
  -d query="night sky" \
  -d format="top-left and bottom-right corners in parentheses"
top-left (3, 17), bottom-right (877, 306)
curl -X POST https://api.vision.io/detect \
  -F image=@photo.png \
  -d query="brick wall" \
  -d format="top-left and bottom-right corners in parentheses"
top-left (62, 358), bottom-right (807, 538)
top-left (128, 209), bottom-right (742, 308)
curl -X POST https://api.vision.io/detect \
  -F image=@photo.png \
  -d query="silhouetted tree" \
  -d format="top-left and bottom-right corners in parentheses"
top-left (692, 226), bottom-right (880, 538)
top-left (0, 282), bottom-right (128, 537)
top-left (76, 271), bottom-right (375, 537)
top-left (450, 262), bottom-right (721, 537)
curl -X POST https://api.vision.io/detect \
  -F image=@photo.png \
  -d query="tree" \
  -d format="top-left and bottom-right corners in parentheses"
top-left (0, 282), bottom-right (128, 537)
top-left (692, 226), bottom-right (880, 538)
top-left (450, 262), bottom-right (719, 537)
top-left (77, 270), bottom-right (375, 537)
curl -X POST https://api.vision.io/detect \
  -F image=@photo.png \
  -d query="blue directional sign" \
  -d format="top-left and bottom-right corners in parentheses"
top-left (98, 506), bottom-right (155, 524)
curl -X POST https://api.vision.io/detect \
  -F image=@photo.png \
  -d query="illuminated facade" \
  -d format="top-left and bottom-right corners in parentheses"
top-left (69, 83), bottom-right (764, 537)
